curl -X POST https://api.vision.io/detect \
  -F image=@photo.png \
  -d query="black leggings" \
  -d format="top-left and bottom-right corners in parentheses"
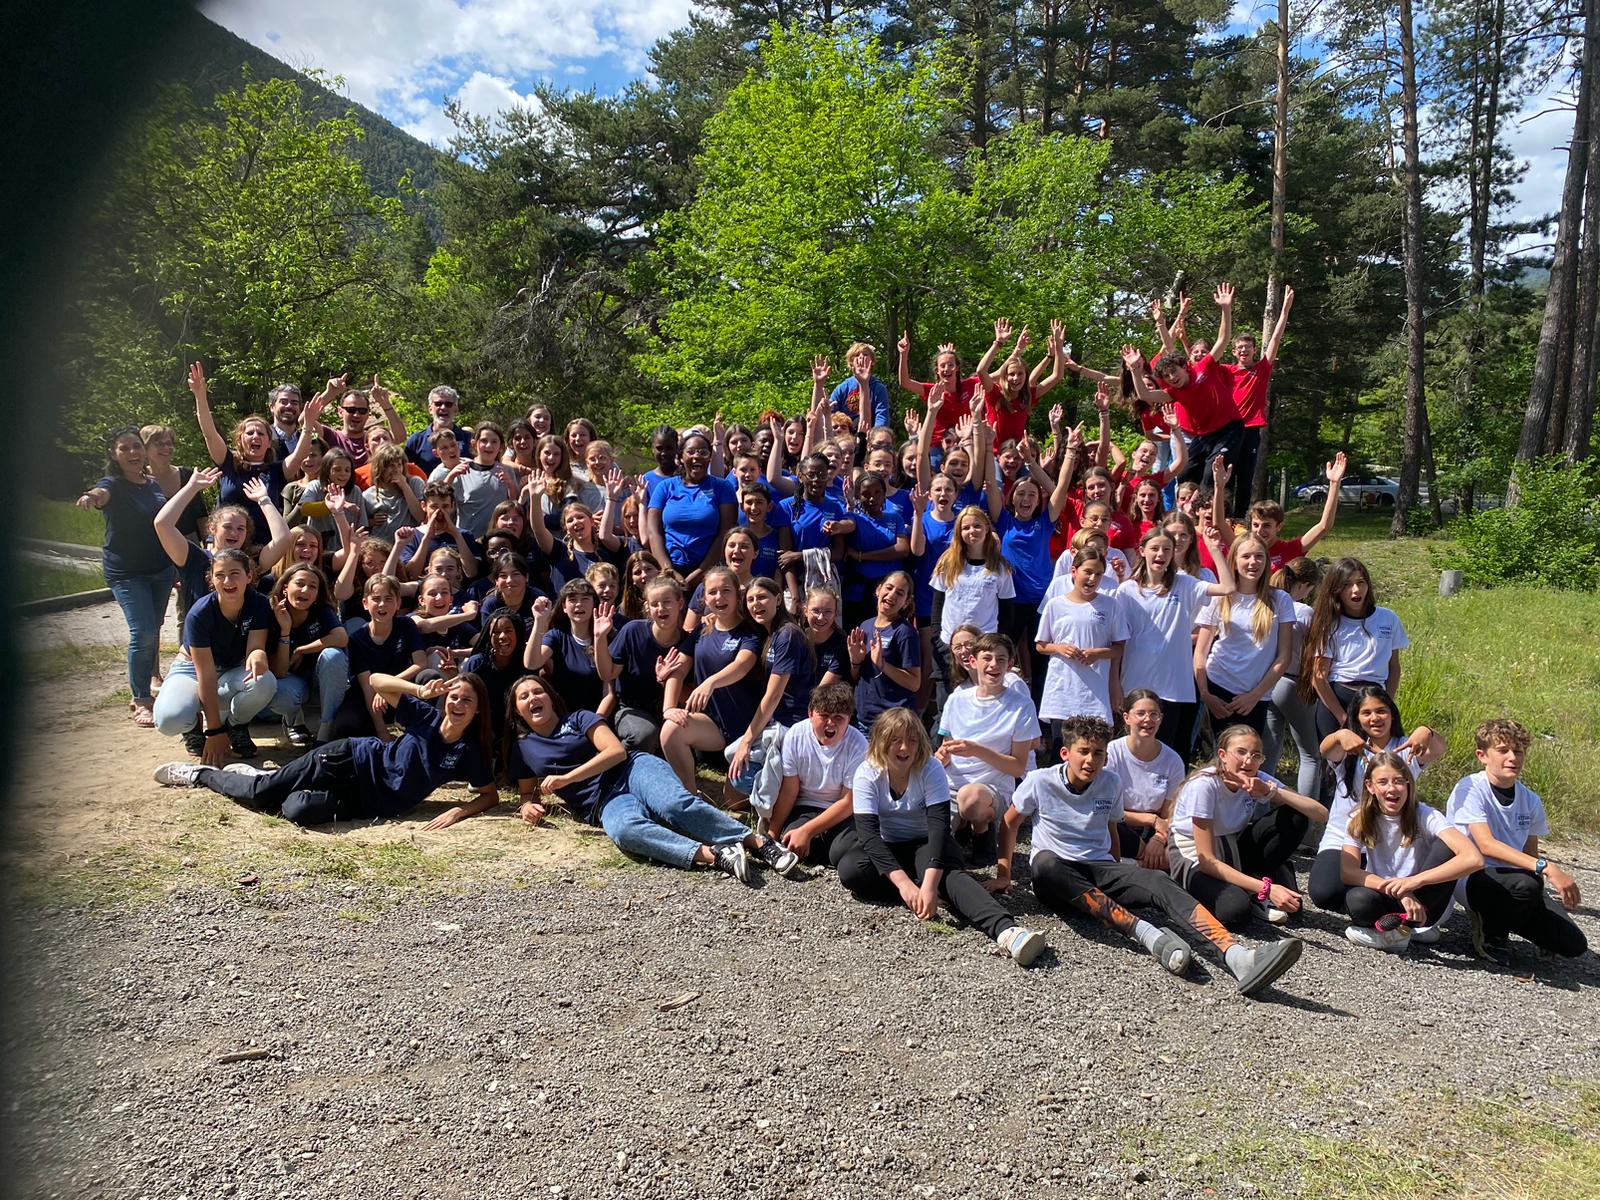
top-left (1309, 847), bottom-right (1349, 912)
top-left (1205, 678), bottom-right (1270, 738)
top-left (197, 740), bottom-right (392, 825)
top-left (1313, 680), bottom-right (1378, 744)
top-left (1176, 805), bottom-right (1309, 929)
top-left (1342, 839), bottom-right (1458, 928)
top-left (1466, 867), bottom-right (1588, 958)
top-left (1032, 852), bottom-right (1235, 953)
top-left (1156, 697), bottom-right (1199, 763)
top-left (831, 833), bottom-right (1016, 940)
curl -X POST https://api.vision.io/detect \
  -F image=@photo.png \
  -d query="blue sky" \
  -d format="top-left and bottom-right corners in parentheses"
top-left (203, 0), bottom-right (1571, 244)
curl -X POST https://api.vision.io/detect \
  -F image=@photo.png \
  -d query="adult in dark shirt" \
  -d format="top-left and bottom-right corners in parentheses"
top-left (151, 549), bottom-right (279, 763)
top-left (155, 674), bottom-right (498, 829)
top-left (404, 384), bottom-right (473, 473)
top-left (77, 427), bottom-right (178, 726)
top-left (265, 382), bottom-right (305, 460)
top-left (506, 676), bottom-right (796, 880)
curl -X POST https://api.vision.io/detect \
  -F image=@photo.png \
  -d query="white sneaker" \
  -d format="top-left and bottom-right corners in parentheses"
top-left (222, 763), bottom-right (269, 778)
top-left (1345, 924), bottom-right (1411, 952)
top-left (1254, 901), bottom-right (1291, 926)
top-left (1149, 929), bottom-right (1193, 976)
top-left (153, 762), bottom-right (205, 788)
top-left (1410, 923), bottom-right (1443, 945)
top-left (998, 926), bottom-right (1046, 967)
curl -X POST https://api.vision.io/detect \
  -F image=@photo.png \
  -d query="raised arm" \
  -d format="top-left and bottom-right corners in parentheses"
top-left (1033, 320), bottom-right (1067, 398)
top-left (370, 376), bottom-right (406, 442)
top-left (1152, 298), bottom-right (1177, 360)
top-left (1163, 402), bottom-right (1188, 479)
top-left (1263, 284), bottom-right (1294, 363)
top-left (155, 466), bottom-right (219, 568)
top-left (188, 362), bottom-right (228, 466)
top-left (246, 479), bottom-right (293, 571)
top-left (915, 382), bottom-right (944, 491)
top-left (1211, 283), bottom-right (1234, 356)
top-left (974, 318), bottom-right (1013, 391)
top-left (1297, 452), bottom-right (1347, 552)
top-left (897, 330), bottom-right (927, 393)
top-left (1046, 420), bottom-right (1079, 523)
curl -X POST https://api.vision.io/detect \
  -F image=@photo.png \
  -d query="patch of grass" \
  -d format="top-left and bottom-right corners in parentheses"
top-left (14, 562), bottom-right (105, 603)
top-left (271, 837), bottom-right (458, 887)
top-left (24, 641), bottom-right (179, 683)
top-left (29, 498), bottom-right (105, 547)
top-left (1231, 1081), bottom-right (1600, 1200)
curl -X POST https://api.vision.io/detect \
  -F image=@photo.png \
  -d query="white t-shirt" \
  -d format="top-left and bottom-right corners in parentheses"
top-left (1039, 548), bottom-right (1131, 610)
top-left (1036, 592), bottom-right (1128, 722)
top-left (1116, 575), bottom-right (1212, 703)
top-left (1012, 765), bottom-right (1124, 864)
top-left (1105, 737), bottom-right (1185, 815)
top-left (1196, 590), bottom-right (1293, 695)
top-left (937, 685), bottom-right (1039, 800)
top-left (780, 721), bottom-right (868, 813)
top-left (931, 562), bottom-right (1016, 643)
top-left (1315, 735), bottom-right (1422, 853)
top-left (851, 758), bottom-right (951, 843)
top-left (1342, 803), bottom-right (1453, 879)
top-left (1170, 769), bottom-right (1285, 849)
top-left (1323, 607), bottom-right (1409, 683)
top-left (1446, 772), bottom-right (1549, 868)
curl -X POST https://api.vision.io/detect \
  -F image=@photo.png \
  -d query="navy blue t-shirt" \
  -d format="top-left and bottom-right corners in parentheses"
top-left (764, 623), bottom-right (816, 727)
top-left (513, 710), bottom-right (627, 824)
top-left (608, 619), bottom-right (697, 712)
top-left (95, 475), bottom-right (170, 579)
top-left (346, 615), bottom-right (425, 678)
top-left (457, 651), bottom-right (527, 733)
top-left (814, 626), bottom-right (849, 682)
top-left (692, 621), bottom-right (762, 739)
top-left (648, 474), bottom-right (736, 569)
top-left (348, 695), bottom-right (493, 816)
top-left (400, 529), bottom-right (485, 569)
top-left (783, 494), bottom-right (845, 552)
top-left (182, 590), bottom-right (274, 669)
top-left (282, 604), bottom-right (342, 678)
top-left (219, 451), bottom-right (287, 543)
top-left (542, 627), bottom-right (605, 713)
top-left (479, 588), bottom-right (545, 623)
top-left (853, 617), bottom-right (921, 727)
top-left (404, 423), bottom-right (472, 473)
top-left (547, 542), bottom-right (618, 593)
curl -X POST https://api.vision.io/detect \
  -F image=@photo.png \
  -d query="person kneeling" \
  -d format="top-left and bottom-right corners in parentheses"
top-left (996, 715), bottom-right (1303, 997)
top-left (833, 708), bottom-right (1046, 966)
top-left (508, 676), bottom-right (798, 882)
top-left (154, 673), bottom-right (497, 828)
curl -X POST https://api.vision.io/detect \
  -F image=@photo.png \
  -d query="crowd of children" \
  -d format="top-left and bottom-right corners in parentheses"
top-left (79, 288), bottom-right (1588, 989)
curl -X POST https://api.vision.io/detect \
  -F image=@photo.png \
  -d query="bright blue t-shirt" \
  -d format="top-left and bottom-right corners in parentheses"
top-left (845, 508), bottom-right (906, 602)
top-left (913, 507), bottom-right (956, 621)
top-left (998, 509), bottom-right (1056, 603)
top-left (782, 494), bottom-right (845, 552)
top-left (648, 474), bottom-right (737, 569)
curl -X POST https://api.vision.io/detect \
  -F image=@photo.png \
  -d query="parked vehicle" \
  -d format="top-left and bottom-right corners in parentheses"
top-left (1294, 471), bottom-right (1400, 507)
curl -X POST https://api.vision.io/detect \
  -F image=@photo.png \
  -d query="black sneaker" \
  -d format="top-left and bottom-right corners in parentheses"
top-left (710, 842), bottom-right (752, 884)
top-left (228, 724), bottom-right (259, 759)
top-left (287, 724), bottom-right (315, 749)
top-left (752, 836), bottom-right (801, 878)
top-left (182, 723), bottom-right (206, 757)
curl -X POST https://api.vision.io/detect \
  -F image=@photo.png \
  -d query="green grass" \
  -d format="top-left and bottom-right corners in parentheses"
top-left (1225, 1081), bottom-right (1600, 1200)
top-left (29, 498), bottom-right (105, 547)
top-left (1281, 505), bottom-right (1600, 834)
top-left (14, 561), bottom-right (104, 603)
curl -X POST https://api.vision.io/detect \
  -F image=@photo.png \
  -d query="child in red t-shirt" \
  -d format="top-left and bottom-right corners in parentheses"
top-left (975, 317), bottom-right (1067, 446)
top-left (1246, 452), bottom-right (1348, 572)
top-left (899, 332), bottom-right (982, 447)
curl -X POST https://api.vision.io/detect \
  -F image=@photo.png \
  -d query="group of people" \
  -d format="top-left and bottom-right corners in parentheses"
top-left (79, 284), bottom-right (1587, 993)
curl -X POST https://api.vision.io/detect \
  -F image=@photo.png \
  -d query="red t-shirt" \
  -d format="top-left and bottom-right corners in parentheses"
top-left (1137, 405), bottom-right (1174, 439)
top-left (1267, 535), bottom-right (1305, 572)
top-left (1161, 353), bottom-right (1237, 437)
top-left (924, 376), bottom-right (983, 444)
top-left (1115, 467), bottom-right (1174, 514)
top-left (1221, 358), bottom-right (1274, 428)
top-left (983, 384), bottom-right (1037, 446)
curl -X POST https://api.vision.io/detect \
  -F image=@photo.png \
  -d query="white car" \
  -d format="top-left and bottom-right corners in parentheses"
top-left (1294, 472), bottom-right (1400, 507)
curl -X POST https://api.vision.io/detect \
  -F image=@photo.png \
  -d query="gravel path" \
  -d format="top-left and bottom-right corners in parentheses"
top-left (6, 856), bottom-right (1598, 1199)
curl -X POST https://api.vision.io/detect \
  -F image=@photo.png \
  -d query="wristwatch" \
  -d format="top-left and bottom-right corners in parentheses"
top-left (1534, 856), bottom-right (1548, 876)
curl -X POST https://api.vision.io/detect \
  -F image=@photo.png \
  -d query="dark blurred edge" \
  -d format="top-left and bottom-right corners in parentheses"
top-left (0, 2), bottom-right (196, 1195)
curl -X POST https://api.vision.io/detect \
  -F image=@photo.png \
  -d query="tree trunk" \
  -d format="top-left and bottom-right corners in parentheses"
top-left (970, 0), bottom-right (991, 150)
top-left (1254, 0), bottom-right (1292, 509)
top-left (1515, 1), bottom-right (1592, 495)
top-left (1041, 0), bottom-right (1058, 132)
top-left (1392, 0), bottom-right (1428, 538)
top-left (1565, 0), bottom-right (1600, 462)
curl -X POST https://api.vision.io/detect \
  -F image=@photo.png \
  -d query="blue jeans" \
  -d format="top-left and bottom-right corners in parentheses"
top-left (267, 648), bottom-right (351, 726)
top-left (152, 656), bottom-right (279, 736)
top-left (108, 569), bottom-right (175, 702)
top-left (598, 753), bottom-right (751, 869)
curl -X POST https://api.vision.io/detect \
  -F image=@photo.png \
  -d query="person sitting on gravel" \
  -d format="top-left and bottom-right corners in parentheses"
top-left (833, 707), bottom-right (1048, 967)
top-left (153, 673), bottom-right (499, 829)
top-left (506, 675), bottom-right (799, 883)
top-left (767, 682), bottom-right (868, 866)
top-left (993, 715), bottom-right (1305, 997)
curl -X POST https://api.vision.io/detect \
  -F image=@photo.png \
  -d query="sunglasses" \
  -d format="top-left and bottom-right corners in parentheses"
top-left (342, 406), bottom-right (370, 416)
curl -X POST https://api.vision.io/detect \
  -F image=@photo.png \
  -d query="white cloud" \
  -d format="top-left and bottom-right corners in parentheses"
top-left (201, 0), bottom-right (697, 146)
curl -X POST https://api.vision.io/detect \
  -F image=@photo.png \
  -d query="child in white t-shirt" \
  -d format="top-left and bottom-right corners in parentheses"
top-left (993, 715), bottom-right (1305, 997)
top-left (1105, 689), bottom-right (1186, 871)
top-left (1447, 718), bottom-right (1587, 959)
top-left (1338, 751), bottom-right (1481, 952)
top-left (1035, 549), bottom-right (1127, 727)
top-left (770, 681), bottom-right (868, 866)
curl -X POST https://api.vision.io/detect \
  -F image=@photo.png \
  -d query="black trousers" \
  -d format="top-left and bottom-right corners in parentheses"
top-left (198, 740), bottom-right (389, 825)
top-left (780, 811), bottom-right (848, 865)
top-left (1156, 697), bottom-right (1199, 762)
top-left (1313, 680), bottom-right (1378, 743)
top-left (832, 833), bottom-right (1016, 939)
top-left (1176, 420), bottom-right (1246, 486)
top-left (1309, 847), bottom-right (1349, 912)
top-left (1343, 839), bottom-right (1458, 928)
top-left (1466, 867), bottom-right (1588, 957)
top-left (1175, 805), bottom-right (1309, 930)
top-left (1206, 678), bottom-right (1270, 738)
top-left (1229, 427), bottom-right (1262, 518)
top-left (1032, 852), bottom-right (1231, 951)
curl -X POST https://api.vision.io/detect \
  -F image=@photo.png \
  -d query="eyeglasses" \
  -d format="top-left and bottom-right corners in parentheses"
top-left (433, 400), bottom-right (456, 408)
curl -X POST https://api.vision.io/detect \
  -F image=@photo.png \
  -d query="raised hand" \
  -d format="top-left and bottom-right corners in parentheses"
top-left (191, 466), bottom-right (222, 491)
top-left (1326, 451), bottom-right (1348, 483)
top-left (1015, 326), bottom-right (1031, 354)
top-left (1151, 298), bottom-right (1164, 323)
top-left (812, 354), bottom-right (832, 383)
top-left (867, 629), bottom-right (885, 670)
top-left (592, 601), bottom-right (615, 640)
top-left (370, 375), bottom-right (391, 407)
top-left (605, 465), bottom-right (628, 501)
top-left (955, 413), bottom-right (975, 445)
top-left (655, 647), bottom-right (685, 684)
top-left (1160, 401), bottom-right (1179, 428)
top-left (1093, 387), bottom-right (1110, 414)
top-left (1049, 318), bottom-right (1065, 347)
top-left (531, 595), bottom-right (553, 624)
top-left (846, 626), bottom-right (868, 665)
top-left (241, 477), bottom-right (270, 505)
top-left (1214, 282), bottom-right (1235, 308)
top-left (903, 408), bottom-right (921, 437)
top-left (993, 317), bottom-right (1013, 344)
top-left (1048, 403), bottom-right (1064, 430)
top-left (897, 330), bottom-right (910, 356)
top-left (1282, 284), bottom-right (1296, 309)
top-left (419, 677), bottom-right (450, 700)
top-left (1121, 343), bottom-right (1143, 368)
top-left (187, 362), bottom-right (208, 403)
top-left (937, 342), bottom-right (957, 357)
top-left (909, 483), bottom-right (928, 514)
